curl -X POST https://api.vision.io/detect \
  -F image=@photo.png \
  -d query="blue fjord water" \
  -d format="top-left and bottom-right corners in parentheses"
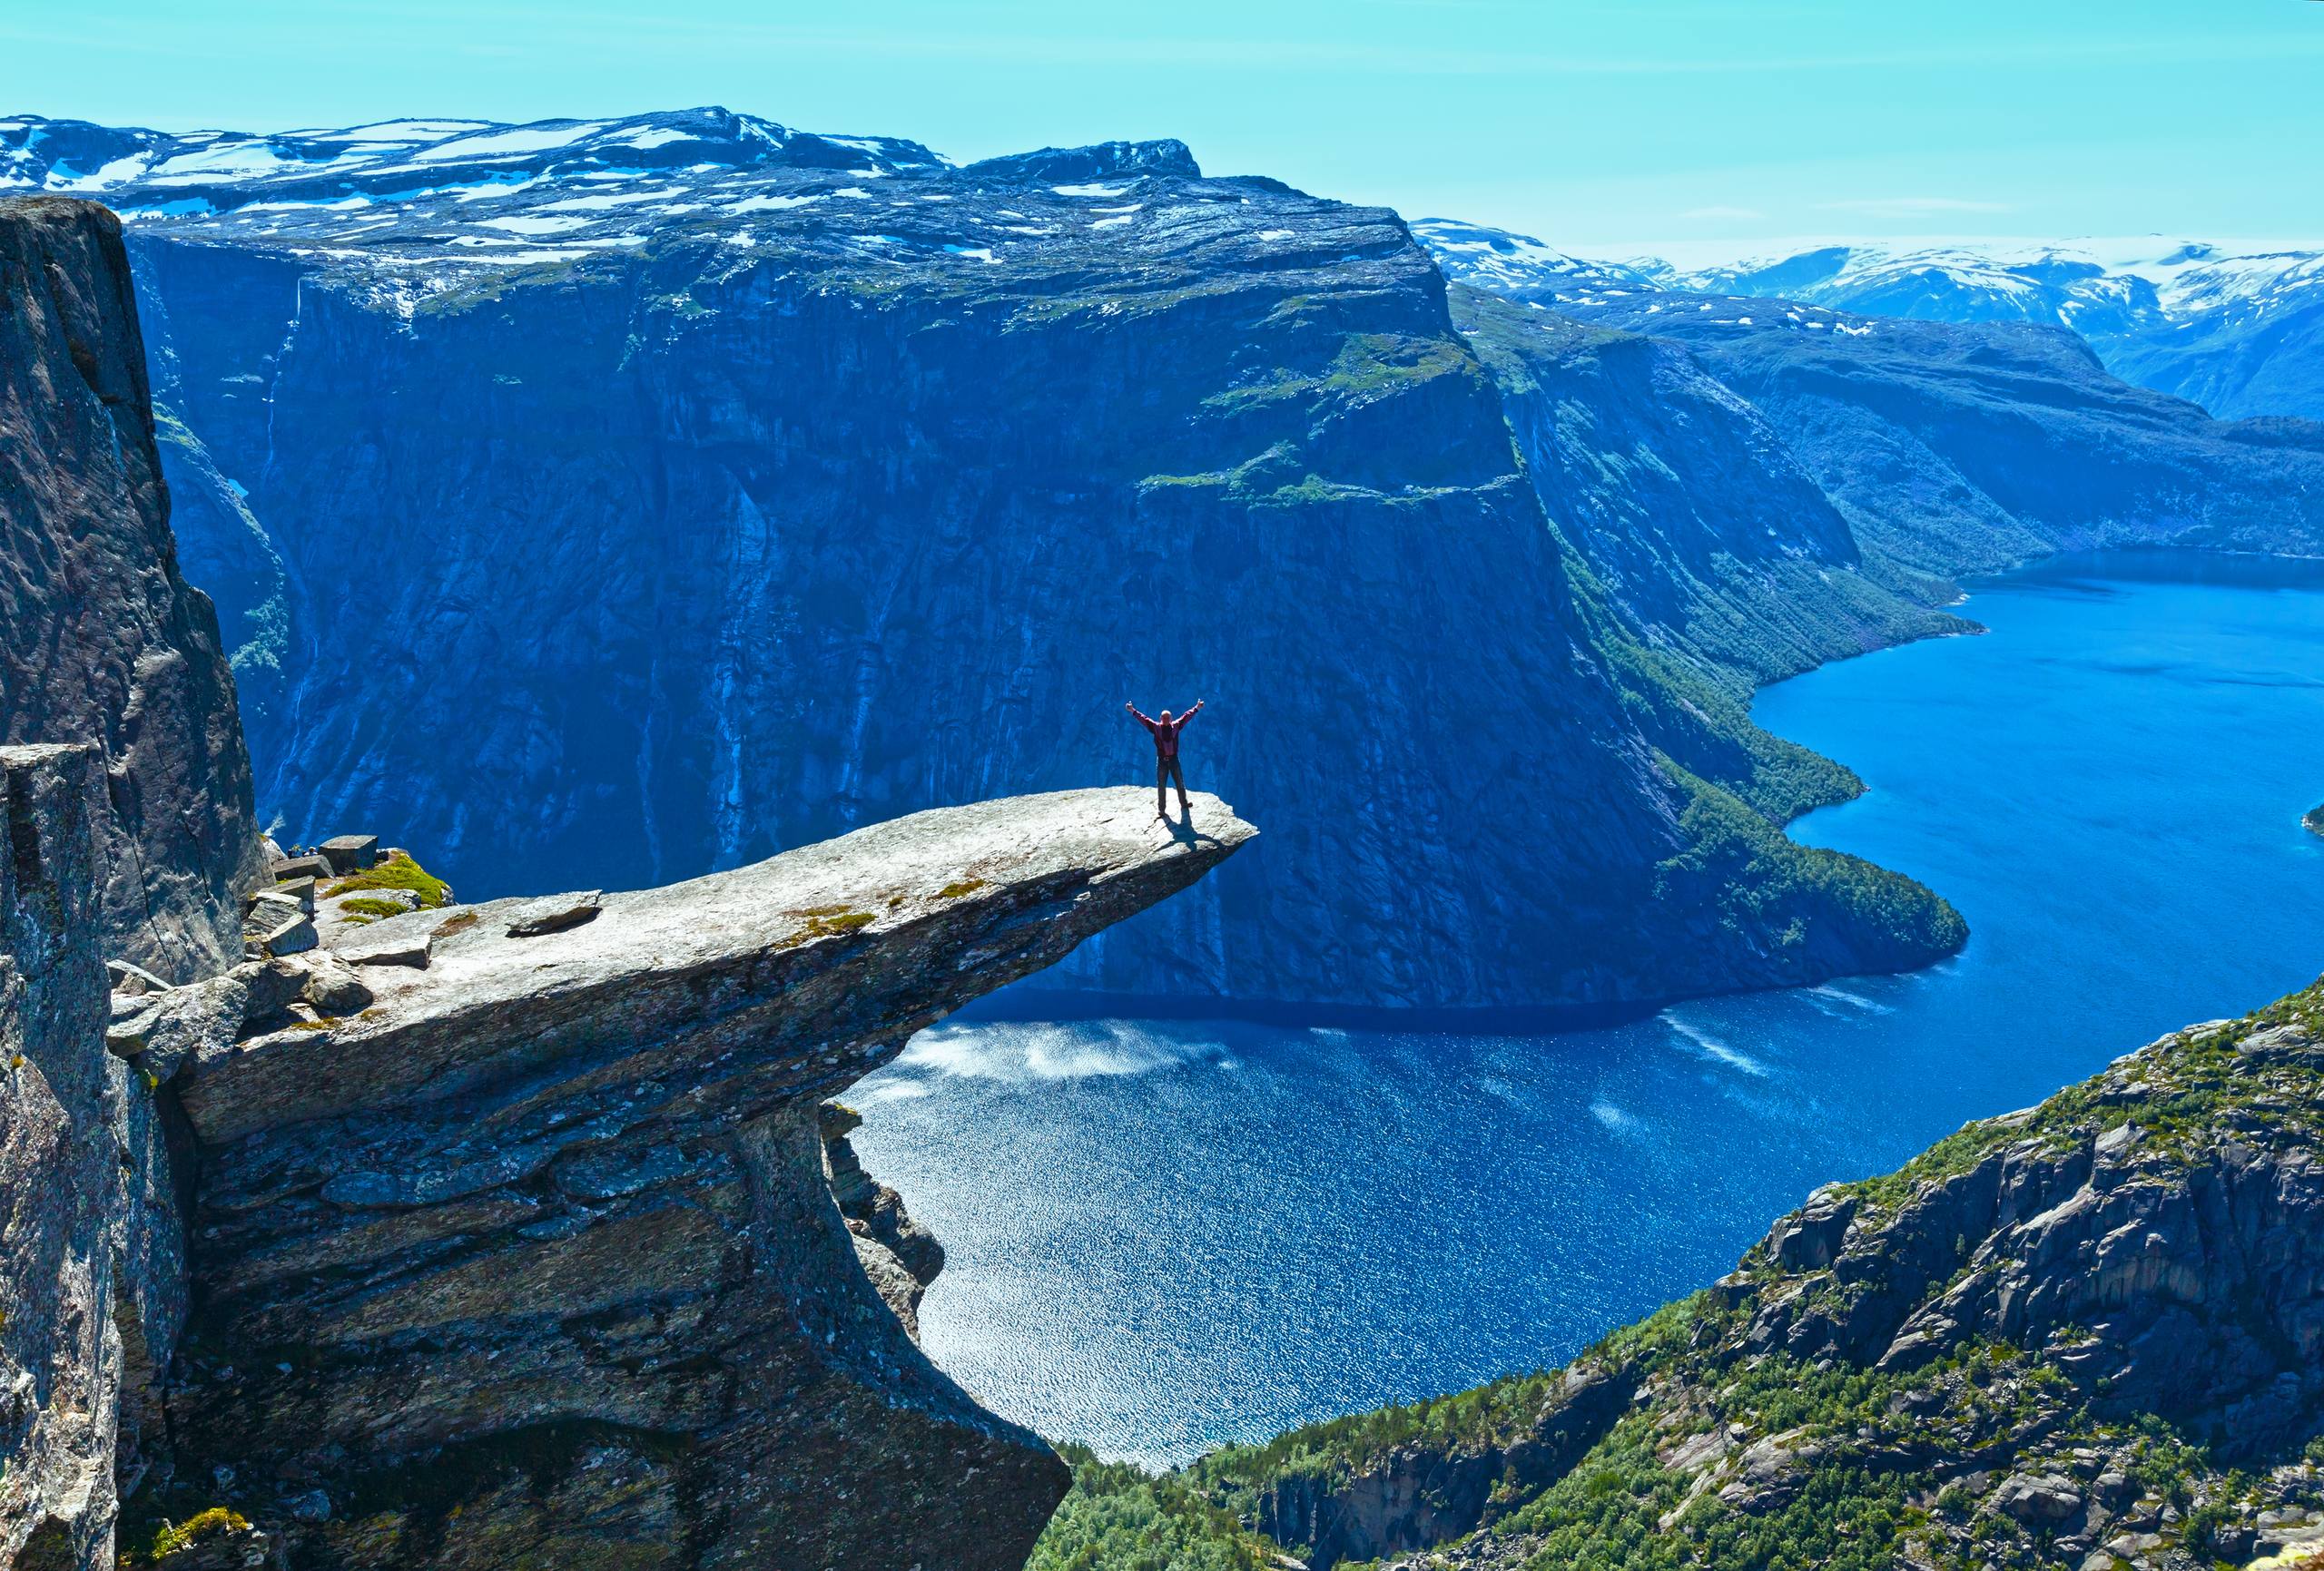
top-left (852, 551), bottom-right (2324, 1468)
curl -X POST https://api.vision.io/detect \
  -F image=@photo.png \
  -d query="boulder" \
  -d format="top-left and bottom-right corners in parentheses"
top-left (248, 889), bottom-right (304, 926)
top-left (298, 952), bottom-right (374, 1017)
top-left (317, 834), bottom-right (379, 873)
top-left (236, 957), bottom-right (310, 1033)
top-left (105, 957), bottom-right (171, 996)
top-left (332, 920), bottom-right (434, 969)
top-left (1993, 1473), bottom-right (2085, 1525)
top-left (255, 911), bottom-right (318, 957)
top-left (106, 998), bottom-right (161, 1057)
top-left (272, 853), bottom-right (331, 882)
top-left (504, 889), bottom-right (602, 938)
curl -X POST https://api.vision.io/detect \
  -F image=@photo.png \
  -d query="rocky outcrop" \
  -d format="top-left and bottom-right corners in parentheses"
top-left (0, 744), bottom-right (192, 1571)
top-left (3, 779), bottom-right (1249, 1569)
top-left (1189, 977), bottom-right (2324, 1571)
top-left (9, 198), bottom-right (1261, 1570)
top-left (0, 197), bottom-right (261, 978)
top-left (147, 788), bottom-right (1251, 1570)
top-left (822, 1101), bottom-right (946, 1339)
top-left (1239, 1362), bottom-right (1637, 1567)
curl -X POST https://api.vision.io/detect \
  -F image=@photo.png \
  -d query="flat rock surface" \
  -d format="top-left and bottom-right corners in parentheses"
top-left (183, 787), bottom-right (1252, 1144)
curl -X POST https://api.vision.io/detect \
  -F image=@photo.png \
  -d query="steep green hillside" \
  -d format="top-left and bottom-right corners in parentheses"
top-left (1051, 976), bottom-right (2324, 1571)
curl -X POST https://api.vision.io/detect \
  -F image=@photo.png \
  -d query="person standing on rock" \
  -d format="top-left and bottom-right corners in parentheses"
top-left (1127, 699), bottom-right (1205, 820)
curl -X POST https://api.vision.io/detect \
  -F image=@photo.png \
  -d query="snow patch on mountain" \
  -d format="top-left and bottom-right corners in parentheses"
top-left (1417, 220), bottom-right (2324, 420)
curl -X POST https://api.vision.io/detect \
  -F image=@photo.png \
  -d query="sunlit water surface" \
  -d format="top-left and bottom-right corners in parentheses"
top-left (853, 551), bottom-right (2324, 1467)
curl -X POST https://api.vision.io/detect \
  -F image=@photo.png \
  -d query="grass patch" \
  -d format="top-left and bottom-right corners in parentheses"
top-left (338, 897), bottom-right (412, 919)
top-left (1200, 331), bottom-right (1476, 417)
top-left (778, 908), bottom-right (880, 947)
top-left (937, 879), bottom-right (989, 898)
top-left (802, 911), bottom-right (875, 938)
top-left (327, 851), bottom-right (451, 908)
top-left (123, 1506), bottom-right (251, 1564)
top-left (435, 909), bottom-right (479, 937)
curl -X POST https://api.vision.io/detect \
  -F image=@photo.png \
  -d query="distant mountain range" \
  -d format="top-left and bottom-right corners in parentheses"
top-left (1413, 218), bottom-right (2324, 422)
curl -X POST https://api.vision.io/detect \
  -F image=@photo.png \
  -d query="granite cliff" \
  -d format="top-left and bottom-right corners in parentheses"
top-left (0, 742), bottom-right (192, 1571)
top-left (1055, 976), bottom-right (2324, 1571)
top-left (0, 195), bottom-right (261, 977)
top-left (3, 109), bottom-right (1967, 1015)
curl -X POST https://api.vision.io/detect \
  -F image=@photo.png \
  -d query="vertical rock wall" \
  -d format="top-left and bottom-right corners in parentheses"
top-left (0, 743), bottom-right (186, 1571)
top-left (0, 196), bottom-right (261, 979)
top-left (0, 193), bottom-right (251, 1569)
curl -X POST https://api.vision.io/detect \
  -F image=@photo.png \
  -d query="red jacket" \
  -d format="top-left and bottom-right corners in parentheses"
top-left (1128, 701), bottom-right (1202, 759)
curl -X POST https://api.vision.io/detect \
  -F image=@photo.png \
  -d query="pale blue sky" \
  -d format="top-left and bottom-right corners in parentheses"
top-left (5, 0), bottom-right (2319, 254)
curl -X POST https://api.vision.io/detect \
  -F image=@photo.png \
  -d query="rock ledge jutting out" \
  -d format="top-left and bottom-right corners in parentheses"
top-left (163, 787), bottom-right (1253, 1571)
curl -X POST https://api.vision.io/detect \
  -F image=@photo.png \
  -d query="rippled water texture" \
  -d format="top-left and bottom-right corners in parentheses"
top-left (854, 551), bottom-right (2324, 1466)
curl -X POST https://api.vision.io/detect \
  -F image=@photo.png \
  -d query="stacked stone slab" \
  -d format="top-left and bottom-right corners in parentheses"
top-left (315, 834), bottom-right (378, 873)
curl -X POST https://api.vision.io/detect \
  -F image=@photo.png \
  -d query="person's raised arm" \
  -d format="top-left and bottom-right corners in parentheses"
top-left (1127, 702), bottom-right (1157, 728)
top-left (1178, 699), bottom-right (1205, 727)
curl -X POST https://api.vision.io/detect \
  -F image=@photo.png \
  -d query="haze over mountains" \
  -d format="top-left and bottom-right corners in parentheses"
top-left (7, 105), bottom-right (2323, 1018)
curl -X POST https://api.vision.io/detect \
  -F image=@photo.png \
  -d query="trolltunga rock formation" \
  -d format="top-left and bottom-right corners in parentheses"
top-left (157, 787), bottom-right (1253, 1570)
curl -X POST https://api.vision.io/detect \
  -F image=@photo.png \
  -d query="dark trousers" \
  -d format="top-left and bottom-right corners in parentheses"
top-left (1156, 755), bottom-right (1187, 811)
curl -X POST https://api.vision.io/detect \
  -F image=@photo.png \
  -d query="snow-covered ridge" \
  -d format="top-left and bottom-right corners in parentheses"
top-left (1656, 237), bottom-right (2324, 333)
top-left (0, 108), bottom-right (946, 200)
top-left (1416, 220), bottom-right (2324, 420)
top-left (1420, 224), bottom-right (2320, 329)
top-left (1409, 217), bottom-right (1650, 300)
top-left (0, 110), bottom-right (1251, 283)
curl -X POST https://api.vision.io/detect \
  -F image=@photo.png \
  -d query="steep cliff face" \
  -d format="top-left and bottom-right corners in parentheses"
top-left (1543, 290), bottom-right (2324, 580)
top-left (63, 109), bottom-right (1961, 1014)
top-left (1176, 977), bottom-right (2324, 1571)
top-left (1, 191), bottom-right (249, 1570)
top-left (1451, 289), bottom-right (1963, 692)
top-left (0, 197), bottom-right (261, 977)
top-left (0, 744), bottom-right (191, 1571)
